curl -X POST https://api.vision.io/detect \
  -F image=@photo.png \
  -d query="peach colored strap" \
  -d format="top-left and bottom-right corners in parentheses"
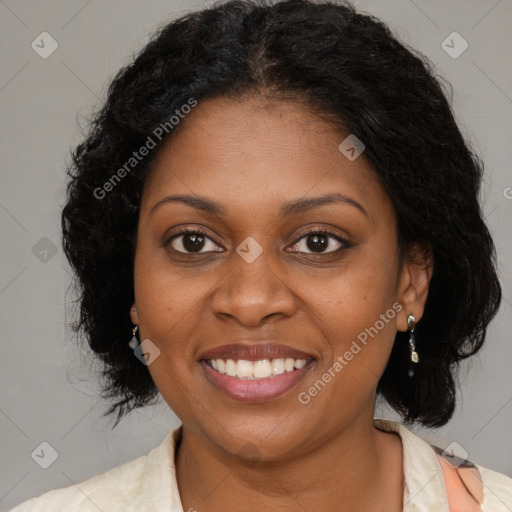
top-left (433, 446), bottom-right (484, 511)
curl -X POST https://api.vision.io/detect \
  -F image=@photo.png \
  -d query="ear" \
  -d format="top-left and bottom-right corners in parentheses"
top-left (130, 303), bottom-right (139, 325)
top-left (396, 242), bottom-right (434, 332)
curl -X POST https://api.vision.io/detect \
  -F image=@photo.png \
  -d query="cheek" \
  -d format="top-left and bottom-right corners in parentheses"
top-left (132, 248), bottom-right (205, 375)
top-left (305, 248), bottom-right (400, 380)
top-left (295, 277), bottom-right (400, 426)
top-left (133, 236), bottom-right (208, 331)
top-left (309, 248), bottom-right (398, 328)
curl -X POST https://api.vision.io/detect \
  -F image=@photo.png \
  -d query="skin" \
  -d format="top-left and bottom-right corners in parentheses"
top-left (130, 95), bottom-right (433, 512)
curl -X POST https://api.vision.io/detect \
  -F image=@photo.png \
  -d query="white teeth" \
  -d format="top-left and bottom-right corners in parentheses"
top-left (284, 358), bottom-right (295, 372)
top-left (225, 359), bottom-right (237, 377)
top-left (253, 360), bottom-right (272, 378)
top-left (208, 357), bottom-right (309, 379)
top-left (271, 358), bottom-right (285, 374)
top-left (236, 359), bottom-right (253, 378)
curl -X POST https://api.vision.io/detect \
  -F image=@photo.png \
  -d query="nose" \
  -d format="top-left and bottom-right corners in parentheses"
top-left (211, 244), bottom-right (297, 327)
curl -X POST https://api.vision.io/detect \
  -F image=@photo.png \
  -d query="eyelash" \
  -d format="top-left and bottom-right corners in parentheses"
top-left (166, 227), bottom-right (351, 255)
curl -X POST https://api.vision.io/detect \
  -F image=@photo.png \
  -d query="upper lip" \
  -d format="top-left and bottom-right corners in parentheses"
top-left (199, 342), bottom-right (316, 361)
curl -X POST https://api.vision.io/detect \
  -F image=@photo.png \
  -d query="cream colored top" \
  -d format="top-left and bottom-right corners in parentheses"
top-left (9, 419), bottom-right (512, 511)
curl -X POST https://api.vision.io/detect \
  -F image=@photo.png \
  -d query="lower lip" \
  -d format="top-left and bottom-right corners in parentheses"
top-left (200, 360), bottom-right (314, 402)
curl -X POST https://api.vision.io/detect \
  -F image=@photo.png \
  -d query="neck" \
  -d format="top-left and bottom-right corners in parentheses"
top-left (175, 413), bottom-right (404, 512)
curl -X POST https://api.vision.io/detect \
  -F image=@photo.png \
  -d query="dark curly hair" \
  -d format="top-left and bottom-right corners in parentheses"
top-left (61, 0), bottom-right (501, 429)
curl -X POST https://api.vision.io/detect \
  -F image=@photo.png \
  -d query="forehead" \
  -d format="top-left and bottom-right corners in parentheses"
top-left (141, 95), bottom-right (392, 224)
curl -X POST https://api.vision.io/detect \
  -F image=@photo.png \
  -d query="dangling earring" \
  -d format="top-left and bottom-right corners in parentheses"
top-left (407, 314), bottom-right (419, 377)
top-left (128, 325), bottom-right (139, 349)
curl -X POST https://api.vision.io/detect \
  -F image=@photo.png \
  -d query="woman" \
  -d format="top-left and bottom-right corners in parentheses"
top-left (10, 0), bottom-right (512, 510)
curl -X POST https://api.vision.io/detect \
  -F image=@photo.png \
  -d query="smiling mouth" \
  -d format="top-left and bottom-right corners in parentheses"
top-left (200, 357), bottom-right (315, 402)
top-left (203, 357), bottom-right (314, 380)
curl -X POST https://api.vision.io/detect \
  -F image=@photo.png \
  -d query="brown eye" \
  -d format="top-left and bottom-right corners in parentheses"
top-left (168, 229), bottom-right (222, 254)
top-left (290, 230), bottom-right (349, 254)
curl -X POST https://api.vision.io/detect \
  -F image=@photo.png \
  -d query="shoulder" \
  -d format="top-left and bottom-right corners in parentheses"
top-left (9, 452), bottom-right (149, 512)
top-left (431, 442), bottom-right (512, 509)
top-left (476, 462), bottom-right (512, 510)
top-left (432, 438), bottom-right (512, 510)
top-left (8, 428), bottom-right (181, 512)
top-left (374, 419), bottom-right (512, 510)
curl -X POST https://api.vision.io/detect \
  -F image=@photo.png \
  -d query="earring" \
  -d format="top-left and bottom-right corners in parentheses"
top-left (407, 314), bottom-right (419, 377)
top-left (128, 325), bottom-right (139, 350)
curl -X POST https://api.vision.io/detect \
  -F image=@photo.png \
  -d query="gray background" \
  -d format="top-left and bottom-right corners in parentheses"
top-left (1, 0), bottom-right (511, 509)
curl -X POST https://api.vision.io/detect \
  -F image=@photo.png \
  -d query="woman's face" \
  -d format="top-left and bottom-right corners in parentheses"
top-left (131, 95), bottom-right (430, 460)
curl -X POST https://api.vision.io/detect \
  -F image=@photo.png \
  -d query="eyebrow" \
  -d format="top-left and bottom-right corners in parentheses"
top-left (149, 192), bottom-right (368, 218)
